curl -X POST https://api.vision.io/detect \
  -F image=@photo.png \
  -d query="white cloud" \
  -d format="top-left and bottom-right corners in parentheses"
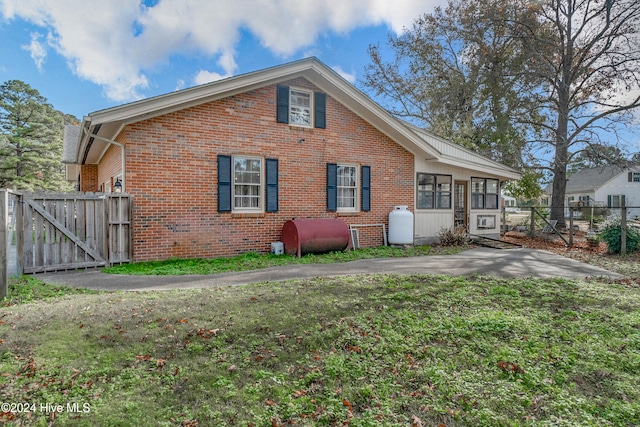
top-left (193, 70), bottom-right (229, 85)
top-left (332, 65), bottom-right (356, 84)
top-left (0, 0), bottom-right (444, 102)
top-left (21, 32), bottom-right (47, 71)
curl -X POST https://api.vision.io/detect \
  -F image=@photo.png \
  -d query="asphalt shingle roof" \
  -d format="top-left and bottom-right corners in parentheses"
top-left (566, 165), bottom-right (625, 192)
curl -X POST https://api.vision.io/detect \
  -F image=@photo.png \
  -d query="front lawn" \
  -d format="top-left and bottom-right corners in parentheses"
top-left (1, 274), bottom-right (639, 426)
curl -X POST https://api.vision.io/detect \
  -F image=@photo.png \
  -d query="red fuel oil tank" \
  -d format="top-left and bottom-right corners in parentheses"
top-left (281, 219), bottom-right (350, 257)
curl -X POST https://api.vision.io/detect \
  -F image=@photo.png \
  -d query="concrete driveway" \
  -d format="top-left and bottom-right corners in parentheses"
top-left (34, 248), bottom-right (623, 292)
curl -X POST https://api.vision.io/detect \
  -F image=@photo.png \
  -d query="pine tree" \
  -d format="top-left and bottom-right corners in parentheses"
top-left (0, 80), bottom-right (77, 192)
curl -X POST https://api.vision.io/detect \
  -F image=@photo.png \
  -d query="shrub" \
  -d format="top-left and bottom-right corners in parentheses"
top-left (597, 215), bottom-right (640, 254)
top-left (438, 226), bottom-right (470, 247)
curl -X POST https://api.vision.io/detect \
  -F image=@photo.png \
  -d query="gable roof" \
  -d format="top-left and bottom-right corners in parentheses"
top-left (566, 165), bottom-right (636, 193)
top-left (64, 57), bottom-right (520, 180)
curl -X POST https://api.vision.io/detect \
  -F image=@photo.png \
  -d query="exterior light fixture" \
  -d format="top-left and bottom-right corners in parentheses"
top-left (114, 178), bottom-right (123, 193)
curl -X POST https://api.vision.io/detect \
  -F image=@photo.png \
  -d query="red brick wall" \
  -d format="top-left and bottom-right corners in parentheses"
top-left (98, 78), bottom-right (414, 261)
top-left (98, 143), bottom-right (124, 192)
top-left (80, 165), bottom-right (98, 192)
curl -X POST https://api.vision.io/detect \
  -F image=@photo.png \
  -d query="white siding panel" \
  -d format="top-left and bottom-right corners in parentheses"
top-left (415, 211), bottom-right (452, 239)
top-left (595, 173), bottom-right (640, 217)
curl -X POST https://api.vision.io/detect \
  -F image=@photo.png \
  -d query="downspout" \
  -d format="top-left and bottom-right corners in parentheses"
top-left (82, 130), bottom-right (126, 192)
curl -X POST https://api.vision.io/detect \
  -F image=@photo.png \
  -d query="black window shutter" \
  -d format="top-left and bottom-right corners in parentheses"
top-left (314, 92), bottom-right (326, 129)
top-left (629, 172), bottom-right (633, 182)
top-left (607, 194), bottom-right (612, 208)
top-left (361, 165), bottom-right (371, 212)
top-left (265, 158), bottom-right (279, 212)
top-left (277, 85), bottom-right (289, 124)
top-left (622, 194), bottom-right (626, 207)
top-left (218, 155), bottom-right (232, 212)
top-left (327, 163), bottom-right (337, 212)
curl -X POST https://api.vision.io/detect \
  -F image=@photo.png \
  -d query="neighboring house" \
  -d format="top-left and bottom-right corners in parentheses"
top-left (63, 57), bottom-right (520, 262)
top-left (501, 190), bottom-right (519, 212)
top-left (547, 164), bottom-right (640, 218)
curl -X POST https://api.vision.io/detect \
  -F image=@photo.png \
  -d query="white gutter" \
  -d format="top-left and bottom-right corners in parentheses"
top-left (82, 129), bottom-right (126, 192)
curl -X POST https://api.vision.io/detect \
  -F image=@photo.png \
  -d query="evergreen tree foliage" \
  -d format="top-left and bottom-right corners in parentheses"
top-left (0, 80), bottom-right (77, 192)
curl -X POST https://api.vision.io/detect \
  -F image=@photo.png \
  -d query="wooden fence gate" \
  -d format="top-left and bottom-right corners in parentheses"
top-left (9, 191), bottom-right (133, 274)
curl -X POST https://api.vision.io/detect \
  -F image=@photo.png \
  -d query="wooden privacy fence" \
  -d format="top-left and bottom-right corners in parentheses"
top-left (4, 190), bottom-right (132, 274)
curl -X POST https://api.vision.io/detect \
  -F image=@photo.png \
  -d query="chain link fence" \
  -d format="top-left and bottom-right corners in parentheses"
top-left (502, 205), bottom-right (640, 255)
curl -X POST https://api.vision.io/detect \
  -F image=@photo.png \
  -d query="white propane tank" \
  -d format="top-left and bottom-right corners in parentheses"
top-left (388, 205), bottom-right (414, 245)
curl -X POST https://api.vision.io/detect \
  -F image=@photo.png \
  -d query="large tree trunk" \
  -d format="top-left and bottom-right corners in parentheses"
top-left (550, 84), bottom-right (570, 229)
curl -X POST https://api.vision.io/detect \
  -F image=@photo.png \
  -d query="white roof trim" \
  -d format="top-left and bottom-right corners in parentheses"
top-left (68, 57), bottom-right (520, 181)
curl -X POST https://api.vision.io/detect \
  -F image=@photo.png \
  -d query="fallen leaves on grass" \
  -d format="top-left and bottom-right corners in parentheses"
top-left (497, 361), bottom-right (525, 374)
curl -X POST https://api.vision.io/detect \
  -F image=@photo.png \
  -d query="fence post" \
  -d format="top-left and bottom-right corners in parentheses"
top-left (529, 207), bottom-right (536, 237)
top-left (621, 207), bottom-right (627, 256)
top-left (104, 195), bottom-right (110, 266)
top-left (15, 192), bottom-right (23, 275)
top-left (0, 190), bottom-right (7, 299)
top-left (569, 207), bottom-right (574, 247)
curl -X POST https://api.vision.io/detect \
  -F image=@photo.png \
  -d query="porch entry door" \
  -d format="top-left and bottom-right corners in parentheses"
top-left (454, 181), bottom-right (468, 230)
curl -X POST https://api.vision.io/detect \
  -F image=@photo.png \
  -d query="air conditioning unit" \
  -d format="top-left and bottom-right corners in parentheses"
top-left (477, 215), bottom-right (496, 229)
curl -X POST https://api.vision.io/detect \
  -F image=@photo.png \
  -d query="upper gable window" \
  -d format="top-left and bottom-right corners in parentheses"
top-left (277, 85), bottom-right (326, 129)
top-left (289, 89), bottom-right (312, 127)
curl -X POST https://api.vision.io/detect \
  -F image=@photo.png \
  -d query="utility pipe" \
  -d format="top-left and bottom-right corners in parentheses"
top-left (84, 132), bottom-right (126, 192)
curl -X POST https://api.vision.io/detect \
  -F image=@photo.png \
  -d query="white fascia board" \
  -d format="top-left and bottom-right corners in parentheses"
top-left (306, 69), bottom-right (441, 159)
top-left (86, 58), bottom-right (443, 162)
top-left (438, 155), bottom-right (522, 180)
top-left (87, 60), bottom-right (318, 126)
top-left (71, 118), bottom-right (92, 164)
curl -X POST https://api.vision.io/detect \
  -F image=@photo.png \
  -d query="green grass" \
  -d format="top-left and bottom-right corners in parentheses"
top-left (2, 276), bottom-right (99, 306)
top-left (102, 245), bottom-right (461, 275)
top-left (1, 274), bottom-right (639, 426)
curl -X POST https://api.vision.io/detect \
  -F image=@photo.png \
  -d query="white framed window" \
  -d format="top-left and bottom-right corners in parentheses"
top-left (417, 173), bottom-right (451, 209)
top-left (337, 164), bottom-right (358, 211)
top-left (233, 156), bottom-right (263, 211)
top-left (632, 172), bottom-right (640, 183)
top-left (471, 178), bottom-right (499, 209)
top-left (289, 88), bottom-right (312, 127)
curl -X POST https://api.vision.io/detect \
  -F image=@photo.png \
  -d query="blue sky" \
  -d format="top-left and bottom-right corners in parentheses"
top-left (0, 0), bottom-right (446, 120)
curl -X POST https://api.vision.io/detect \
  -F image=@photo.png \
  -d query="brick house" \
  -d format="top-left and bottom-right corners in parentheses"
top-left (63, 58), bottom-right (520, 262)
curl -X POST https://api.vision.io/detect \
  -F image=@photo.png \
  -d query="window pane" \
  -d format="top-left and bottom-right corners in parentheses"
top-left (418, 192), bottom-right (434, 209)
top-left (338, 188), bottom-right (356, 208)
top-left (486, 179), bottom-right (498, 194)
top-left (437, 193), bottom-right (451, 209)
top-left (290, 107), bottom-right (311, 125)
top-left (472, 194), bottom-right (484, 209)
top-left (437, 175), bottom-right (451, 192)
top-left (417, 174), bottom-right (434, 191)
top-left (290, 90), bottom-right (311, 108)
top-left (247, 159), bottom-right (261, 172)
top-left (337, 166), bottom-right (356, 187)
top-left (472, 178), bottom-right (484, 194)
top-left (234, 158), bottom-right (246, 172)
top-left (486, 195), bottom-right (498, 209)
